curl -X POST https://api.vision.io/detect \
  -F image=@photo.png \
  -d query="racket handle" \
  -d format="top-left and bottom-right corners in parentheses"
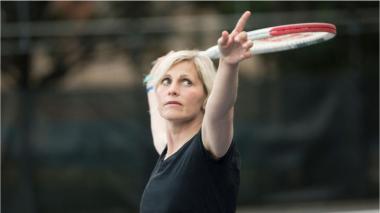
top-left (201, 45), bottom-right (261, 59)
top-left (200, 46), bottom-right (220, 59)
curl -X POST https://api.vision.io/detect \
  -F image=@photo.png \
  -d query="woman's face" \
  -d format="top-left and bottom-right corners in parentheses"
top-left (156, 60), bottom-right (206, 123)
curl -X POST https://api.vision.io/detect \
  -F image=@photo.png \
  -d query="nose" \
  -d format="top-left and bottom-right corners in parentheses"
top-left (168, 82), bottom-right (179, 96)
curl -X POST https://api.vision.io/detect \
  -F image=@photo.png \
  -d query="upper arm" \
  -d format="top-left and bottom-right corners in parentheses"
top-left (200, 61), bottom-right (238, 159)
top-left (201, 107), bottom-right (234, 159)
top-left (147, 91), bottom-right (167, 154)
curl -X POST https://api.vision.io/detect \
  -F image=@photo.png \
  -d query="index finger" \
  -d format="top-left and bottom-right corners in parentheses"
top-left (233, 11), bottom-right (251, 33)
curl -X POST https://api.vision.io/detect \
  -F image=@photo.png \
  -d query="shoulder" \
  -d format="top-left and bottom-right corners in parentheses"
top-left (197, 129), bottom-right (239, 164)
top-left (201, 108), bottom-right (234, 159)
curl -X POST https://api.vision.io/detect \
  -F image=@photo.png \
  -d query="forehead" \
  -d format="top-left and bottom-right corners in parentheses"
top-left (165, 60), bottom-right (199, 78)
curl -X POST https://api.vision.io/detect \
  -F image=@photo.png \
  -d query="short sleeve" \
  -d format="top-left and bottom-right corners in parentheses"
top-left (196, 130), bottom-right (238, 165)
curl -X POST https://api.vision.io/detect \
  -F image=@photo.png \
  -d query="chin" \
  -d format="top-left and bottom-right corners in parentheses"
top-left (162, 110), bottom-right (189, 121)
top-left (163, 113), bottom-right (185, 121)
top-left (163, 112), bottom-right (202, 124)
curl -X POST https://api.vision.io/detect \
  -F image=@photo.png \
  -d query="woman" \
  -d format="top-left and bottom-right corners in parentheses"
top-left (140, 11), bottom-right (253, 213)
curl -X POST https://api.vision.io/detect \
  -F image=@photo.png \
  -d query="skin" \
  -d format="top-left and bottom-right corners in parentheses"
top-left (202, 11), bottom-right (253, 158)
top-left (156, 61), bottom-right (207, 158)
top-left (148, 11), bottom-right (253, 159)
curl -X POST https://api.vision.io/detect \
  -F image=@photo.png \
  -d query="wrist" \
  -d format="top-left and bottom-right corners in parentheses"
top-left (146, 85), bottom-right (155, 93)
top-left (219, 58), bottom-right (239, 69)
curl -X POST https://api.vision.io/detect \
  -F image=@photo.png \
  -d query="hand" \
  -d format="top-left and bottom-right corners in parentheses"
top-left (218, 11), bottom-right (253, 65)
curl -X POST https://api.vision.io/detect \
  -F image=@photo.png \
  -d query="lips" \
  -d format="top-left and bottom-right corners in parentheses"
top-left (165, 101), bottom-right (182, 106)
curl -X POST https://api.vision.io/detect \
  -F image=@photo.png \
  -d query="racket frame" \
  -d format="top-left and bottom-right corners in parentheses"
top-left (201, 23), bottom-right (336, 59)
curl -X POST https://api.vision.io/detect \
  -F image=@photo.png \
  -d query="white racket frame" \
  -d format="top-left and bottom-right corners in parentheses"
top-left (201, 23), bottom-right (336, 59)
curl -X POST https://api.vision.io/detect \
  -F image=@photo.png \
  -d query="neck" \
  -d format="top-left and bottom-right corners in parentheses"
top-left (165, 114), bottom-right (203, 158)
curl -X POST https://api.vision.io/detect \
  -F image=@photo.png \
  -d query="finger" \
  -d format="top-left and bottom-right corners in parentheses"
top-left (233, 11), bottom-right (251, 33)
top-left (242, 51), bottom-right (252, 60)
top-left (235, 31), bottom-right (248, 43)
top-left (239, 31), bottom-right (248, 43)
top-left (218, 31), bottom-right (229, 46)
top-left (243, 40), bottom-right (253, 50)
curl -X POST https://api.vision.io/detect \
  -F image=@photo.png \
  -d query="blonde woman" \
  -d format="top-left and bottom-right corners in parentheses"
top-left (140, 11), bottom-right (253, 213)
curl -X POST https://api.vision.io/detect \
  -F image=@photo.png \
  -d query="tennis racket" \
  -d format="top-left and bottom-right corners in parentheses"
top-left (201, 23), bottom-right (336, 59)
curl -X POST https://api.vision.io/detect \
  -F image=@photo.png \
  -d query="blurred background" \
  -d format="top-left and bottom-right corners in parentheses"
top-left (1, 1), bottom-right (379, 213)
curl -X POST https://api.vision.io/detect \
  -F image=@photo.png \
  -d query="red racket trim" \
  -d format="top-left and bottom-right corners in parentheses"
top-left (270, 23), bottom-right (336, 36)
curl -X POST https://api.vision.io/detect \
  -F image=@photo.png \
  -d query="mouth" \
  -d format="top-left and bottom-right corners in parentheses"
top-left (165, 101), bottom-right (182, 106)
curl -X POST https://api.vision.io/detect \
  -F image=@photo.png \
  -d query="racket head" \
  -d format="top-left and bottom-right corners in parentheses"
top-left (251, 23), bottom-right (336, 55)
top-left (202, 23), bottom-right (337, 59)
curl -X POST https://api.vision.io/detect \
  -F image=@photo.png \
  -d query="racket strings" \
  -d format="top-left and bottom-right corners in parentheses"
top-left (203, 23), bottom-right (336, 58)
top-left (251, 32), bottom-right (334, 55)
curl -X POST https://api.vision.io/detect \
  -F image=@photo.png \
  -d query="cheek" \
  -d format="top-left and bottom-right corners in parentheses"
top-left (186, 90), bottom-right (206, 107)
top-left (155, 89), bottom-right (165, 102)
top-left (154, 92), bottom-right (166, 110)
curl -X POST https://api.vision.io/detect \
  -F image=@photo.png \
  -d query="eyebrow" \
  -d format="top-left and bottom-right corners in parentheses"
top-left (179, 74), bottom-right (191, 79)
top-left (163, 73), bottom-right (192, 79)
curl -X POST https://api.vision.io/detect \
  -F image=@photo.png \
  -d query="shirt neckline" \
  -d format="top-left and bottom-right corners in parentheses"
top-left (160, 131), bottom-right (200, 163)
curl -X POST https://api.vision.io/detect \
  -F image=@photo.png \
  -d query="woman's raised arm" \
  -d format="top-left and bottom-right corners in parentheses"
top-left (202, 11), bottom-right (253, 158)
top-left (145, 54), bottom-right (172, 154)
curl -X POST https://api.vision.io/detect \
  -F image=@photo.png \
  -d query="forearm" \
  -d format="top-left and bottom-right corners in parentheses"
top-left (147, 91), bottom-right (167, 153)
top-left (201, 11), bottom-right (252, 158)
top-left (205, 59), bottom-right (239, 119)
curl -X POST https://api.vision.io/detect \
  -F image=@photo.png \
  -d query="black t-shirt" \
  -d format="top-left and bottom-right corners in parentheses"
top-left (140, 130), bottom-right (240, 213)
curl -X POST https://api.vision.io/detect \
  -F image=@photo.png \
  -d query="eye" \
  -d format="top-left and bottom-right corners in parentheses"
top-left (161, 78), bottom-right (171, 86)
top-left (182, 79), bottom-right (192, 86)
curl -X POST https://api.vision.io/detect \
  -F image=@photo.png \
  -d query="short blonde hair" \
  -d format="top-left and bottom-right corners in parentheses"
top-left (149, 50), bottom-right (216, 96)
